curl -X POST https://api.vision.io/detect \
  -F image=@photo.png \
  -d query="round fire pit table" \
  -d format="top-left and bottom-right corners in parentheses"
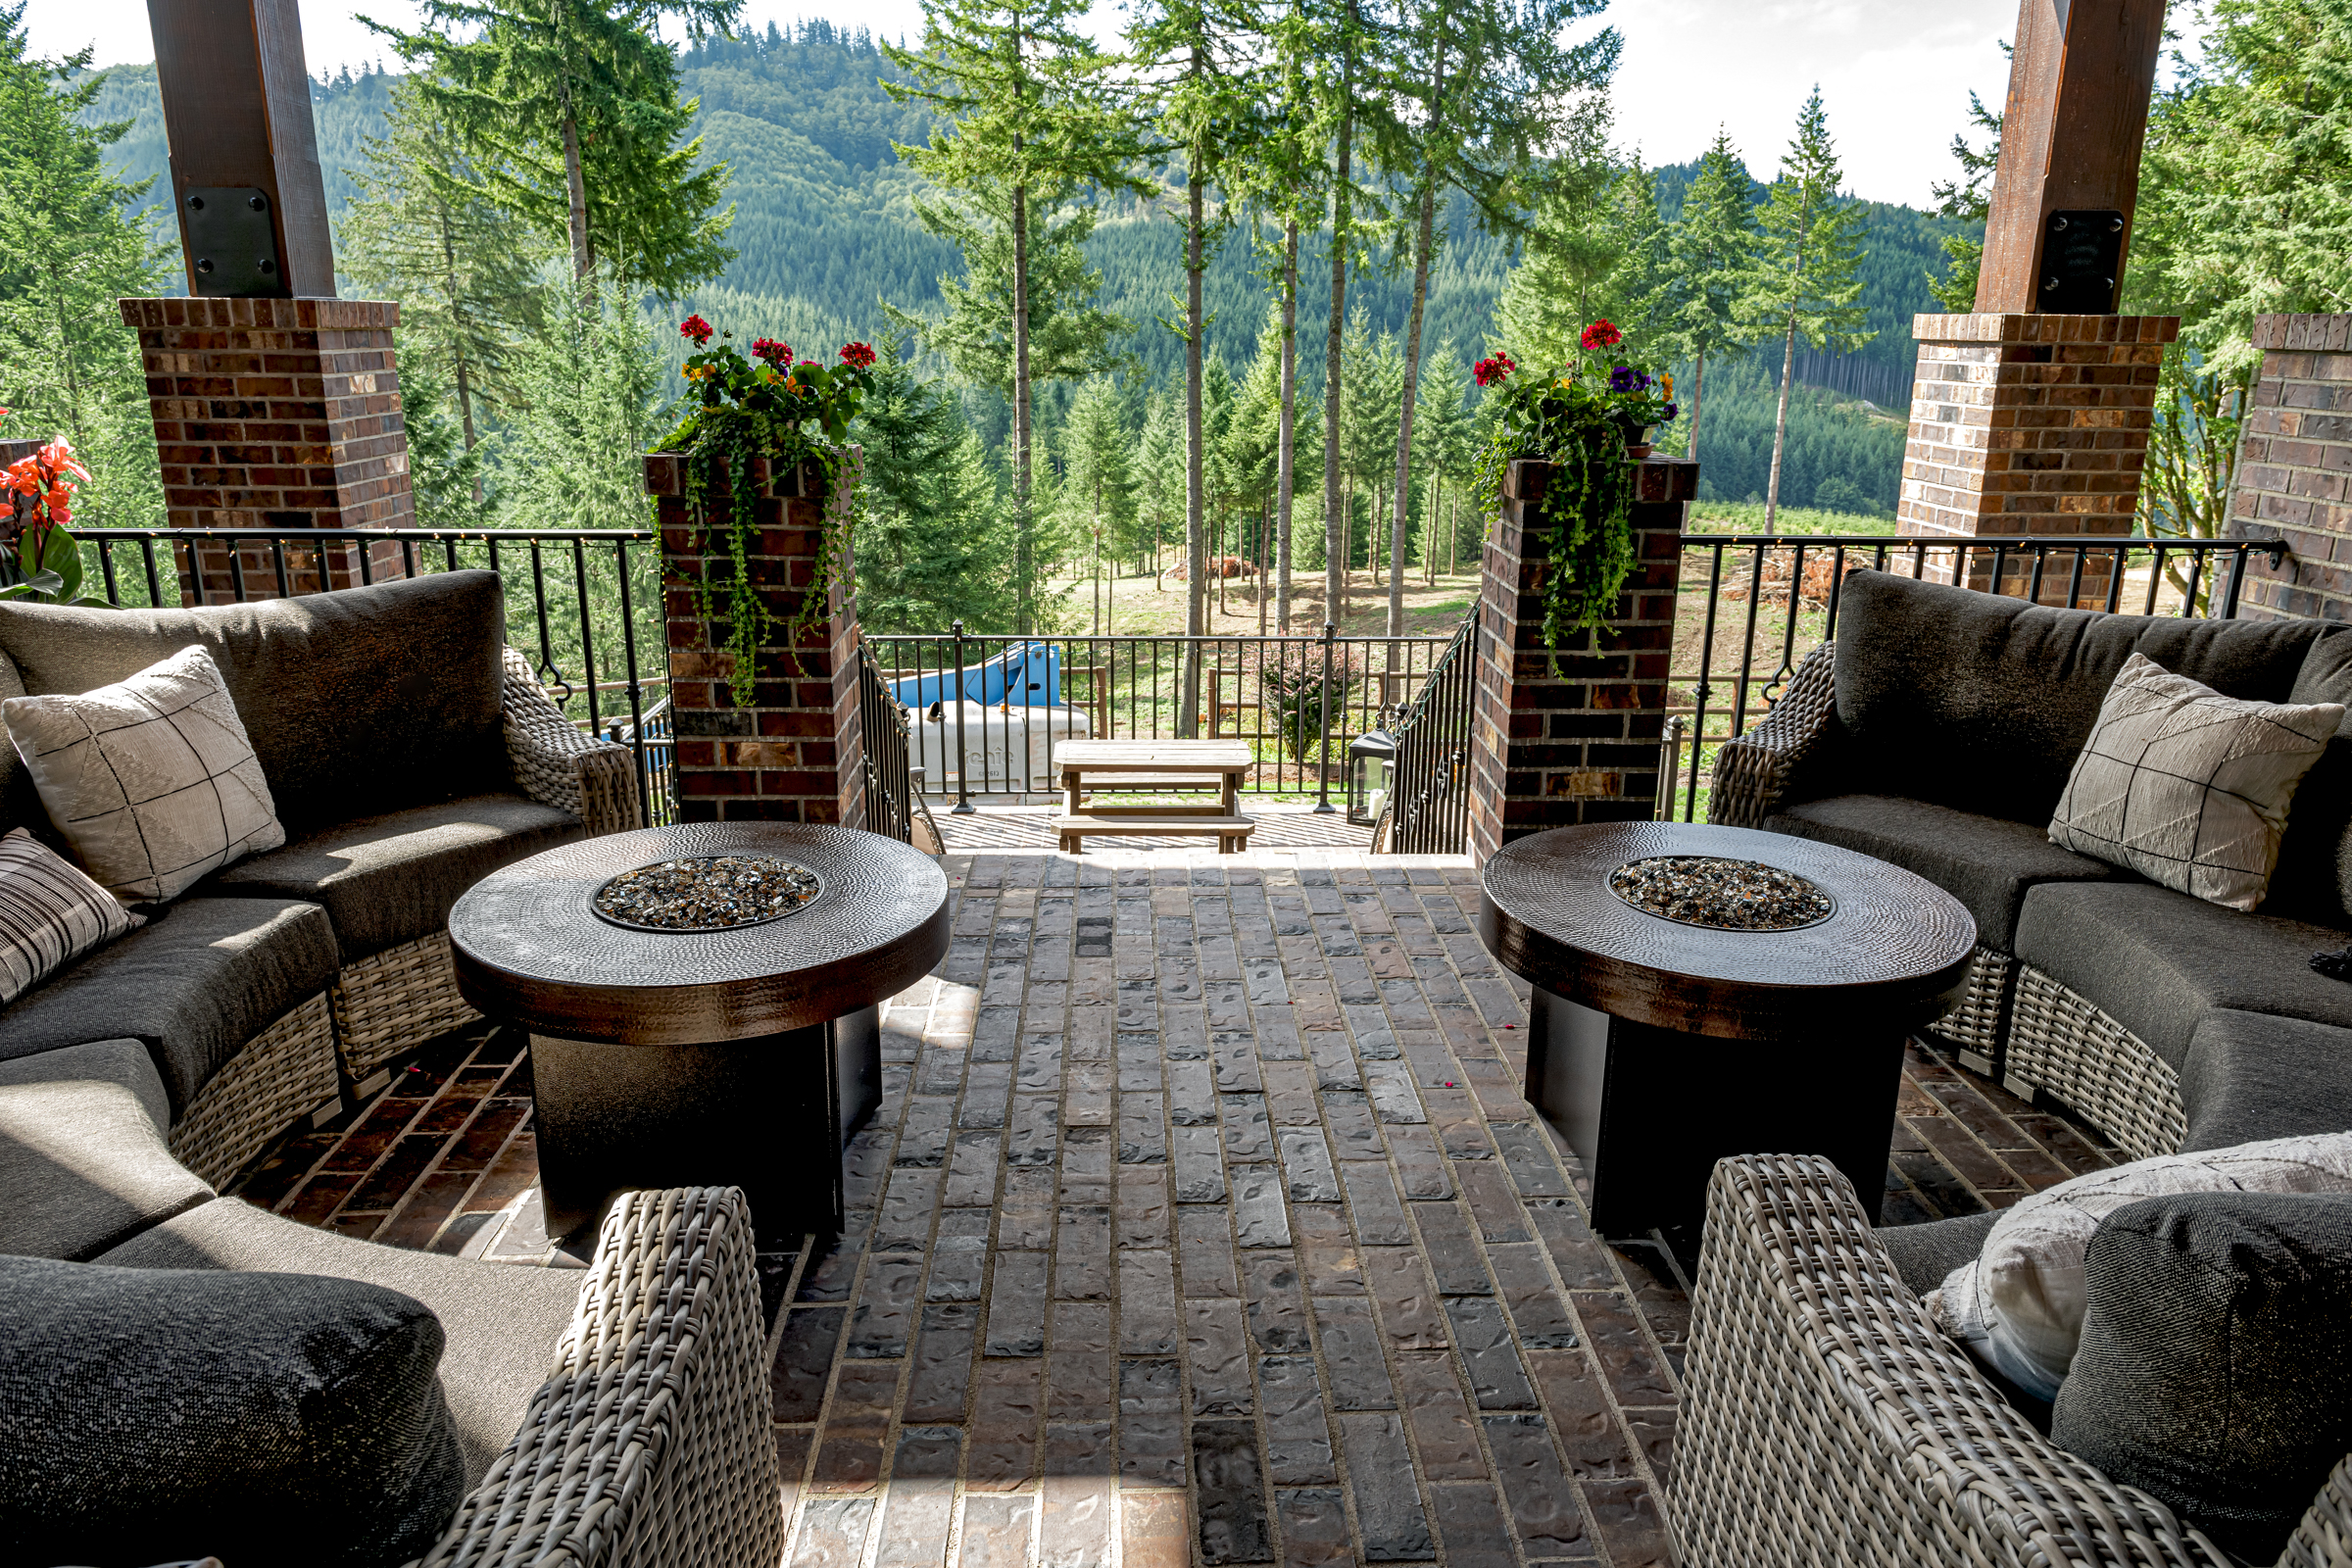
top-left (1479, 821), bottom-right (1975, 1237)
top-left (449, 822), bottom-right (950, 1246)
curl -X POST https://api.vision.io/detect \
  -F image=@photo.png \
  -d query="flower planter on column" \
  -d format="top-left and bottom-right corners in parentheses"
top-left (1466, 456), bottom-right (1693, 866)
top-left (646, 451), bottom-right (865, 825)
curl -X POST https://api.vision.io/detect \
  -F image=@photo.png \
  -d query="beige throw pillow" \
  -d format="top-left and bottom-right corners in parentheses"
top-left (1926, 1132), bottom-right (2352, 1400)
top-left (0, 827), bottom-right (143, 1004)
top-left (3, 645), bottom-right (283, 905)
top-left (2048, 653), bottom-right (2342, 910)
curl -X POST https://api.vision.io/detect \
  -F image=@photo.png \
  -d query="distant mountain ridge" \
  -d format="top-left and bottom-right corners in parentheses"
top-left (77, 22), bottom-right (1965, 510)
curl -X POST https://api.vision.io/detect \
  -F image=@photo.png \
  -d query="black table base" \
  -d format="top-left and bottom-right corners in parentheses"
top-left (1524, 985), bottom-right (1902, 1237)
top-left (531, 1004), bottom-right (881, 1248)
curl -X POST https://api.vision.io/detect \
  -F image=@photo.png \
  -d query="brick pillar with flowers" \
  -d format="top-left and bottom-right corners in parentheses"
top-left (1466, 457), bottom-right (1693, 866)
top-left (119, 297), bottom-right (412, 603)
top-left (650, 451), bottom-right (868, 827)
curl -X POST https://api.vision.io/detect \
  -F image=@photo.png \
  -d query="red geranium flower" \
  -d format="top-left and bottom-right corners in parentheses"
top-left (679, 315), bottom-right (714, 347)
top-left (839, 341), bottom-right (877, 369)
top-left (1580, 319), bottom-right (1622, 350)
top-left (1473, 351), bottom-right (1516, 388)
top-left (752, 337), bottom-right (792, 366)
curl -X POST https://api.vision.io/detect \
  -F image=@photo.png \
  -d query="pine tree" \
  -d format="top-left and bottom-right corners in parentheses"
top-left (0, 8), bottom-right (168, 527)
top-left (1058, 378), bottom-right (1139, 633)
top-left (884, 0), bottom-right (1144, 634)
top-left (339, 78), bottom-right (549, 500)
top-left (1228, 0), bottom-right (1339, 632)
top-left (1928, 84), bottom-right (2001, 312)
top-left (1134, 391), bottom-right (1186, 583)
top-left (1366, 0), bottom-right (1618, 636)
top-left (1740, 87), bottom-right (1874, 530)
top-left (1318, 0), bottom-right (1377, 642)
top-left (853, 337), bottom-right (1015, 632)
top-left (1413, 342), bottom-right (1473, 581)
top-left (368, 0), bottom-right (739, 293)
top-left (1496, 153), bottom-right (1671, 370)
top-left (1128, 0), bottom-right (1261, 730)
top-left (1660, 128), bottom-right (1756, 466)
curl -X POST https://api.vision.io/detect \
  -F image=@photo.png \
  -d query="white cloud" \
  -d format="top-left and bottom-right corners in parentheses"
top-left (47, 0), bottom-right (2017, 206)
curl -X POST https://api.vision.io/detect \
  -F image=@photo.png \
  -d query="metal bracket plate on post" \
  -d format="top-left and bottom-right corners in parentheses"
top-left (2034, 209), bottom-right (2127, 315)
top-left (181, 188), bottom-right (284, 298)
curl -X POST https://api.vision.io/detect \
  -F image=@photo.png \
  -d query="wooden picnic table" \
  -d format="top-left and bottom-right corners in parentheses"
top-left (1052, 740), bottom-right (1257, 853)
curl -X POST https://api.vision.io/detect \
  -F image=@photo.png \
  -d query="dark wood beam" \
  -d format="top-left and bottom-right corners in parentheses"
top-left (146, 0), bottom-right (336, 298)
top-left (1977, 0), bottom-right (2165, 314)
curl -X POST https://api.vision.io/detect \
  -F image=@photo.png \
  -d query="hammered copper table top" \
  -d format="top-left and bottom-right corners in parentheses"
top-left (449, 823), bottom-right (952, 1046)
top-left (1479, 821), bottom-right (1978, 1042)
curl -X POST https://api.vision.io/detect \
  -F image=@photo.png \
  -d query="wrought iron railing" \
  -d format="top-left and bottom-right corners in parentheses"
top-left (858, 642), bottom-right (915, 844)
top-left (1663, 532), bottom-right (2284, 823)
top-left (74, 526), bottom-right (676, 827)
top-left (864, 626), bottom-right (1454, 803)
top-left (1379, 608), bottom-right (1480, 855)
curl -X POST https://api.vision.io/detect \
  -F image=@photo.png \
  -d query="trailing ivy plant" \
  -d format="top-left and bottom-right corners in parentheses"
top-left (1469, 319), bottom-right (1678, 647)
top-left (657, 317), bottom-right (878, 704)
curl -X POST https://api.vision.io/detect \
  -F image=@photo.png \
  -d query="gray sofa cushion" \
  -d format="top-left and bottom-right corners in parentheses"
top-left (0, 1040), bottom-right (212, 1261)
top-left (2013, 880), bottom-right (2352, 1071)
top-left (0, 1250), bottom-right (466, 1568)
top-left (1831, 570), bottom-right (2328, 825)
top-left (0, 571), bottom-right (509, 833)
top-left (2182, 1010), bottom-right (2352, 1152)
top-left (1767, 795), bottom-right (2123, 951)
top-left (100, 1197), bottom-right (583, 1488)
top-left (207, 795), bottom-right (584, 962)
top-left (0, 896), bottom-right (336, 1116)
top-left (1877, 1208), bottom-right (2000, 1298)
top-left (2051, 1191), bottom-right (2352, 1563)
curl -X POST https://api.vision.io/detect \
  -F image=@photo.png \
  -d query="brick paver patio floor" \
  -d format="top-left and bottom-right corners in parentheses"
top-left (234, 844), bottom-right (2122, 1567)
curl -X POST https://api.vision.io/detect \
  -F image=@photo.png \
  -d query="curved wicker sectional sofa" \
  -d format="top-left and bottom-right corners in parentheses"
top-left (1670, 569), bottom-right (2352, 1567)
top-left (0, 574), bottom-right (781, 1563)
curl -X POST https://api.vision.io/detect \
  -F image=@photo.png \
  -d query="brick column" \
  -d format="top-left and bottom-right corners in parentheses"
top-left (120, 296), bottom-right (412, 603)
top-left (1466, 457), bottom-right (1690, 866)
top-left (1898, 312), bottom-right (2176, 603)
top-left (648, 452), bottom-right (867, 826)
top-left (2227, 314), bottom-right (2352, 620)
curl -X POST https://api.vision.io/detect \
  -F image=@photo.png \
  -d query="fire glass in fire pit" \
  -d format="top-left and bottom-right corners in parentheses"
top-left (592, 856), bottom-right (822, 932)
top-left (1607, 855), bottom-right (1833, 932)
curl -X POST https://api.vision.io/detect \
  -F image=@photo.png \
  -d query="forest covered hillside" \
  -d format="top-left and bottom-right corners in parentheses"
top-left (78, 21), bottom-right (1958, 511)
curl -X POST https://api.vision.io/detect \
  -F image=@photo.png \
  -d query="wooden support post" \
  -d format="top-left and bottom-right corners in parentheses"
top-left (1976, 0), bottom-right (2166, 316)
top-left (147, 0), bottom-right (336, 298)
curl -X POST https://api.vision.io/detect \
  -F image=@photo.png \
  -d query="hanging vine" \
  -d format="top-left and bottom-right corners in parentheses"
top-left (656, 317), bottom-right (877, 704)
top-left (1469, 320), bottom-right (1678, 647)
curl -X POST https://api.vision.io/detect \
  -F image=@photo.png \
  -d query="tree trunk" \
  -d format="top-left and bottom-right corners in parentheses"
top-left (1258, 499), bottom-right (1270, 633)
top-left (1686, 350), bottom-right (1706, 466)
top-left (1013, 176), bottom-right (1033, 634)
top-left (1765, 310), bottom-right (1797, 530)
top-left (559, 72), bottom-right (591, 283)
top-left (1321, 29), bottom-right (1354, 636)
top-left (438, 204), bottom-right (482, 506)
top-left (1276, 219), bottom-right (1298, 632)
top-left (1182, 167), bottom-right (1207, 737)
top-left (1389, 178), bottom-right (1437, 647)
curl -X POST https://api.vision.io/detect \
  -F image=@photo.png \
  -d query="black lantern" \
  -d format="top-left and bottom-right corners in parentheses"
top-left (1347, 729), bottom-right (1396, 827)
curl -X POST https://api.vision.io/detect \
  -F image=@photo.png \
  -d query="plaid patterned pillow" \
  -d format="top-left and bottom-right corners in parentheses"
top-left (2049, 653), bottom-right (2344, 910)
top-left (0, 827), bottom-right (143, 1004)
top-left (2, 645), bottom-right (284, 905)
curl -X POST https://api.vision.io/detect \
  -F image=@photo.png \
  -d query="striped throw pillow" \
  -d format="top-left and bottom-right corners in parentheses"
top-left (0, 827), bottom-right (142, 1005)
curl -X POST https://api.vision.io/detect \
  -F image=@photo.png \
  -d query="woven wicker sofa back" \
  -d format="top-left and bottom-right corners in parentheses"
top-left (0, 572), bottom-right (509, 834)
top-left (1831, 570), bottom-right (2341, 825)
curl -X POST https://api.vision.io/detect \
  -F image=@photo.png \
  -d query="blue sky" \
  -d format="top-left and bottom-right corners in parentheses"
top-left (45, 0), bottom-right (2027, 207)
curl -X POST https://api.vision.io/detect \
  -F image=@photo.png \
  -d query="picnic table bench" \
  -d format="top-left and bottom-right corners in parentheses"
top-left (1051, 740), bottom-right (1257, 854)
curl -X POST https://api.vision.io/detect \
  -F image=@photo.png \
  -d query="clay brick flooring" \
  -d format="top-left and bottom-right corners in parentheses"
top-left (232, 845), bottom-right (2121, 1566)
